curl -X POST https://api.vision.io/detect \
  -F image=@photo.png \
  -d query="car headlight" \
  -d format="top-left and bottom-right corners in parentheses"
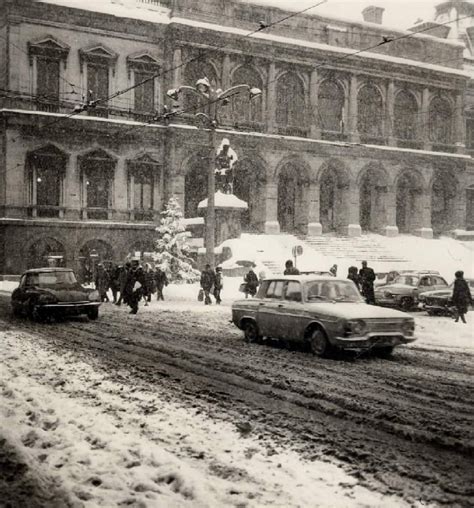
top-left (37, 293), bottom-right (57, 304)
top-left (384, 291), bottom-right (393, 298)
top-left (88, 290), bottom-right (100, 302)
top-left (402, 320), bottom-right (415, 335)
top-left (345, 319), bottom-right (366, 336)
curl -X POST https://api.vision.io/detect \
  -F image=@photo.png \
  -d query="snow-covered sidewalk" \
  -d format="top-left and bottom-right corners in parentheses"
top-left (0, 329), bottom-right (408, 508)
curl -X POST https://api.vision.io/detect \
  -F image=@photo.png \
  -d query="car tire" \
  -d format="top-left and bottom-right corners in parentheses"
top-left (374, 346), bottom-right (394, 358)
top-left (427, 309), bottom-right (438, 316)
top-left (399, 297), bottom-right (413, 311)
top-left (12, 305), bottom-right (21, 317)
top-left (243, 320), bottom-right (259, 343)
top-left (88, 307), bottom-right (99, 321)
top-left (308, 328), bottom-right (331, 357)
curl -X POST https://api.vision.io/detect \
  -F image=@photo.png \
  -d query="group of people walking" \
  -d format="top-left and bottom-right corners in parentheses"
top-left (347, 261), bottom-right (376, 304)
top-left (95, 260), bottom-right (168, 314)
top-left (199, 264), bottom-right (224, 305)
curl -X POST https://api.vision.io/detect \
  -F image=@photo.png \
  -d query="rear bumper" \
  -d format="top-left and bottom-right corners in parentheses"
top-left (330, 333), bottom-right (416, 349)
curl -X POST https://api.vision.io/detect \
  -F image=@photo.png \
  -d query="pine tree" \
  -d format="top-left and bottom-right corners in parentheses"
top-left (153, 196), bottom-right (200, 283)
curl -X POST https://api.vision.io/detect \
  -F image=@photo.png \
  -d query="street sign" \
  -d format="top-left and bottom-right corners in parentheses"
top-left (292, 245), bottom-right (303, 257)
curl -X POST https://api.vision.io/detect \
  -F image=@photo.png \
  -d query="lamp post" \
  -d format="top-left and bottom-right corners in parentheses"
top-left (167, 79), bottom-right (261, 266)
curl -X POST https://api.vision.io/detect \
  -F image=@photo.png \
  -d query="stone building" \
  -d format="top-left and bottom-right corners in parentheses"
top-left (0, 0), bottom-right (473, 274)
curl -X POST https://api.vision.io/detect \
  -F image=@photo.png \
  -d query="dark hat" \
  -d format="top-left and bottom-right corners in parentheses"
top-left (216, 266), bottom-right (222, 272)
top-left (455, 270), bottom-right (464, 278)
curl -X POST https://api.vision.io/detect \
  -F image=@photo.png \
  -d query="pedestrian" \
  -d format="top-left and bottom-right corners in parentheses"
top-left (244, 267), bottom-right (259, 298)
top-left (284, 259), bottom-right (300, 275)
top-left (452, 270), bottom-right (472, 324)
top-left (347, 266), bottom-right (360, 291)
top-left (214, 266), bottom-right (223, 304)
top-left (330, 264), bottom-right (338, 277)
top-left (95, 263), bottom-right (110, 302)
top-left (359, 261), bottom-right (376, 304)
top-left (125, 260), bottom-right (145, 314)
top-left (200, 264), bottom-right (216, 305)
top-left (154, 266), bottom-right (169, 301)
top-left (108, 263), bottom-right (120, 304)
top-left (142, 263), bottom-right (155, 306)
top-left (115, 263), bottom-right (130, 306)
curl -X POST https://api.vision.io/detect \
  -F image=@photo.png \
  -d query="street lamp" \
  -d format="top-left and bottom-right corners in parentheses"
top-left (167, 79), bottom-right (262, 267)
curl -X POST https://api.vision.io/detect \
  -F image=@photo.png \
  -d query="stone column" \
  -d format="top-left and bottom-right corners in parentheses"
top-left (264, 182), bottom-right (280, 234)
top-left (267, 62), bottom-right (277, 134)
top-left (454, 91), bottom-right (466, 154)
top-left (172, 47), bottom-right (183, 109)
top-left (415, 190), bottom-right (433, 239)
top-left (307, 182), bottom-right (322, 236)
top-left (454, 187), bottom-right (467, 232)
top-left (309, 69), bottom-right (321, 139)
top-left (114, 157), bottom-right (128, 221)
top-left (221, 53), bottom-right (232, 124)
top-left (64, 154), bottom-right (81, 220)
top-left (171, 174), bottom-right (185, 212)
top-left (421, 87), bottom-right (432, 151)
top-left (386, 79), bottom-right (396, 146)
top-left (345, 181), bottom-right (361, 237)
top-left (348, 74), bottom-right (360, 143)
top-left (383, 185), bottom-right (398, 237)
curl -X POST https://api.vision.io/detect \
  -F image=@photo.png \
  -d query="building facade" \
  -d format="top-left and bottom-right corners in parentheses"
top-left (0, 0), bottom-right (473, 274)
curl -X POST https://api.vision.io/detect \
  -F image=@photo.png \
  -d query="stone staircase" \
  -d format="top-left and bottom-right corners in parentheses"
top-left (300, 234), bottom-right (410, 265)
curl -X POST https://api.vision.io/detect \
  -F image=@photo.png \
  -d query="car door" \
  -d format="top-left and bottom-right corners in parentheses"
top-left (279, 280), bottom-right (305, 341)
top-left (257, 280), bottom-right (285, 338)
top-left (432, 276), bottom-right (448, 291)
top-left (416, 276), bottom-right (433, 299)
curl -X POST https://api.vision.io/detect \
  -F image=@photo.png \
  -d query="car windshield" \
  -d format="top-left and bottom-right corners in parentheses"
top-left (393, 275), bottom-right (420, 286)
top-left (26, 271), bottom-right (78, 288)
top-left (305, 280), bottom-right (363, 302)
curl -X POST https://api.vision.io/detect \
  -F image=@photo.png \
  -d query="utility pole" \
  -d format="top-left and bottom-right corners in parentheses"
top-left (167, 79), bottom-right (261, 266)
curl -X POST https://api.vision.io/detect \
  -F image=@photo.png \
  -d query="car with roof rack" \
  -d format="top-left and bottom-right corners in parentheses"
top-left (11, 267), bottom-right (101, 321)
top-left (232, 275), bottom-right (416, 358)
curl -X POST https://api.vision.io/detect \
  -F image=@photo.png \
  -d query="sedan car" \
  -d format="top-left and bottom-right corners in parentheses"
top-left (232, 276), bottom-right (416, 357)
top-left (374, 272), bottom-right (448, 311)
top-left (12, 268), bottom-right (101, 321)
top-left (418, 278), bottom-right (474, 315)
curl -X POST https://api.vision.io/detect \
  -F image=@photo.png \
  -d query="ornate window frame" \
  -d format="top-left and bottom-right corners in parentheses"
top-left (127, 153), bottom-right (161, 221)
top-left (126, 52), bottom-right (161, 115)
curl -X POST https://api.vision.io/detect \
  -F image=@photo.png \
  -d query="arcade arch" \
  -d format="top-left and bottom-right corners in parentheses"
top-left (78, 239), bottom-right (114, 283)
top-left (395, 171), bottom-right (423, 233)
top-left (277, 159), bottom-right (309, 233)
top-left (318, 160), bottom-right (350, 233)
top-left (359, 165), bottom-right (389, 232)
top-left (431, 169), bottom-right (457, 234)
top-left (27, 237), bottom-right (65, 269)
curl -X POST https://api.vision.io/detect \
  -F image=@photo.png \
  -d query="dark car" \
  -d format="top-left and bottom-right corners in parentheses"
top-left (12, 268), bottom-right (101, 321)
top-left (232, 276), bottom-right (416, 358)
top-left (418, 278), bottom-right (474, 315)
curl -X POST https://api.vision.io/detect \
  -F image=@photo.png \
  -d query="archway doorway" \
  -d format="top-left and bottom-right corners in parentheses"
top-left (396, 172), bottom-right (423, 233)
top-left (319, 160), bottom-right (349, 233)
top-left (359, 165), bottom-right (388, 232)
top-left (277, 161), bottom-right (309, 233)
top-left (184, 155), bottom-right (209, 218)
top-left (431, 169), bottom-right (457, 234)
top-left (27, 237), bottom-right (65, 269)
top-left (233, 158), bottom-right (266, 231)
top-left (79, 239), bottom-right (114, 284)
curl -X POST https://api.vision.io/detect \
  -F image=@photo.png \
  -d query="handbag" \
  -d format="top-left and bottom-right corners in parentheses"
top-left (198, 288), bottom-right (204, 302)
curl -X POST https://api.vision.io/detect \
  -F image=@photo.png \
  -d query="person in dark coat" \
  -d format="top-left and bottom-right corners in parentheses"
top-left (244, 267), bottom-right (259, 298)
top-left (330, 264), bottom-right (338, 277)
top-left (347, 266), bottom-right (360, 291)
top-left (200, 264), bottom-right (216, 305)
top-left (284, 260), bottom-right (300, 275)
top-left (142, 263), bottom-right (155, 306)
top-left (359, 261), bottom-right (376, 304)
top-left (452, 270), bottom-right (472, 323)
top-left (214, 266), bottom-right (223, 304)
top-left (125, 260), bottom-right (145, 314)
top-left (155, 266), bottom-right (169, 301)
top-left (115, 263), bottom-right (130, 306)
top-left (95, 264), bottom-right (110, 302)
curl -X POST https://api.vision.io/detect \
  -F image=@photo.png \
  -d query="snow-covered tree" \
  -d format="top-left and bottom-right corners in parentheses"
top-left (153, 196), bottom-right (200, 283)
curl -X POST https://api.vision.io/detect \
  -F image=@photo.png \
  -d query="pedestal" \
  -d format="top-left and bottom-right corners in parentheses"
top-left (415, 227), bottom-right (433, 239)
top-left (264, 221), bottom-right (280, 235)
top-left (384, 225), bottom-right (398, 237)
top-left (346, 224), bottom-right (362, 237)
top-left (307, 222), bottom-right (322, 236)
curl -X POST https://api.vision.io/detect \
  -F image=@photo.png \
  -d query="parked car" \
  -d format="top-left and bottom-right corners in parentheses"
top-left (418, 278), bottom-right (474, 315)
top-left (374, 271), bottom-right (448, 311)
top-left (232, 275), bottom-right (416, 357)
top-left (299, 270), bottom-right (334, 277)
top-left (11, 268), bottom-right (101, 321)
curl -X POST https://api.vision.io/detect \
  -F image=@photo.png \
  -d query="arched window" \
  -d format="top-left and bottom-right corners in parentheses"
top-left (183, 59), bottom-right (219, 114)
top-left (429, 97), bottom-right (452, 145)
top-left (357, 83), bottom-right (383, 140)
top-left (27, 145), bottom-right (67, 218)
top-left (276, 72), bottom-right (306, 132)
top-left (394, 90), bottom-right (418, 141)
top-left (128, 154), bottom-right (160, 221)
top-left (318, 80), bottom-right (344, 133)
top-left (231, 65), bottom-right (263, 124)
top-left (27, 237), bottom-right (65, 269)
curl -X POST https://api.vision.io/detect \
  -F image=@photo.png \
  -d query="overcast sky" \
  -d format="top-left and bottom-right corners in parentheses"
top-left (245, 0), bottom-right (442, 30)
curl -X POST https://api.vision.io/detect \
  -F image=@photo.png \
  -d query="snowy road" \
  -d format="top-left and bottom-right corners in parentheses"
top-left (1, 296), bottom-right (473, 507)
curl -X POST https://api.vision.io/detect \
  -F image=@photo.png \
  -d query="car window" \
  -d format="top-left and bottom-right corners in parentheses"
top-left (256, 280), bottom-right (269, 299)
top-left (305, 280), bottom-right (362, 302)
top-left (419, 276), bottom-right (431, 287)
top-left (25, 271), bottom-right (78, 288)
top-left (284, 281), bottom-right (302, 302)
top-left (266, 281), bottom-right (284, 299)
top-left (25, 274), bottom-right (40, 286)
top-left (434, 277), bottom-right (448, 286)
top-left (395, 275), bottom-right (419, 286)
top-left (19, 275), bottom-right (26, 287)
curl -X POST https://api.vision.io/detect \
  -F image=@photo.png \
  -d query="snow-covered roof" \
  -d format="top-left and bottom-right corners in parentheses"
top-left (198, 191), bottom-right (248, 209)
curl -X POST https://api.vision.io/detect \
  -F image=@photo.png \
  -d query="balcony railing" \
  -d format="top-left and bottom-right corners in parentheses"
top-left (28, 205), bottom-right (65, 219)
top-left (431, 142), bottom-right (457, 153)
top-left (277, 125), bottom-right (309, 138)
